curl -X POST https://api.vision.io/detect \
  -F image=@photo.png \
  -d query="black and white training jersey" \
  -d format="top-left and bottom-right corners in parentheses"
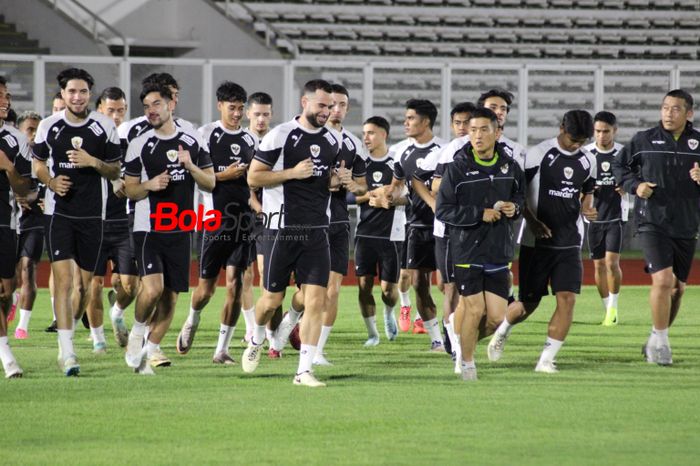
top-left (392, 136), bottom-right (445, 229)
top-left (124, 127), bottom-right (212, 233)
top-left (584, 142), bottom-right (629, 224)
top-left (330, 127), bottom-right (367, 224)
top-left (0, 123), bottom-right (32, 229)
top-left (199, 121), bottom-right (257, 219)
top-left (118, 115), bottom-right (197, 152)
top-left (521, 137), bottom-right (596, 249)
top-left (356, 150), bottom-right (406, 241)
top-left (17, 181), bottom-right (46, 232)
top-left (33, 110), bottom-right (121, 219)
top-left (254, 117), bottom-right (340, 230)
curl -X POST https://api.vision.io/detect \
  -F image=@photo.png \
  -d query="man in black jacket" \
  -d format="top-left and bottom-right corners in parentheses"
top-left (436, 108), bottom-right (525, 381)
top-left (613, 89), bottom-right (700, 366)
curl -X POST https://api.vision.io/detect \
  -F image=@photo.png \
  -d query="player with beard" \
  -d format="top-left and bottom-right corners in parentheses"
top-left (84, 86), bottom-right (138, 352)
top-left (0, 76), bottom-right (32, 378)
top-left (12, 111), bottom-right (44, 340)
top-left (584, 111), bottom-right (626, 326)
top-left (388, 99), bottom-right (446, 351)
top-left (175, 81), bottom-right (258, 364)
top-left (32, 68), bottom-right (122, 376)
top-left (242, 79), bottom-right (345, 387)
top-left (271, 84), bottom-right (367, 364)
top-left (488, 110), bottom-right (597, 373)
top-left (123, 83), bottom-right (214, 373)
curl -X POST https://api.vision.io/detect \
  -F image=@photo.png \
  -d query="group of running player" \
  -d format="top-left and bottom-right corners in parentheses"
top-left (0, 68), bottom-right (698, 386)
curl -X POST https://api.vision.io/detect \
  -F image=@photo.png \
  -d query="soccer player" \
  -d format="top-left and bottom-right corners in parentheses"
top-left (32, 68), bottom-right (122, 376)
top-left (412, 102), bottom-right (476, 360)
top-left (242, 79), bottom-right (343, 387)
top-left (87, 86), bottom-right (138, 352)
top-left (0, 76), bottom-right (32, 378)
top-left (613, 89), bottom-right (700, 366)
top-left (241, 92), bottom-right (274, 343)
top-left (487, 110), bottom-right (597, 373)
top-left (276, 83), bottom-right (367, 365)
top-left (585, 111), bottom-right (626, 326)
top-left (436, 107), bottom-right (525, 381)
top-left (13, 111), bottom-right (44, 340)
top-left (175, 81), bottom-right (258, 364)
top-left (355, 116), bottom-right (406, 346)
top-left (389, 99), bottom-right (445, 351)
top-left (51, 91), bottom-right (66, 115)
top-left (123, 82), bottom-right (214, 373)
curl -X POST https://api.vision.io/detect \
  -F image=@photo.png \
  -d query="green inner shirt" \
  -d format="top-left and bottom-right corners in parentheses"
top-left (472, 148), bottom-right (499, 167)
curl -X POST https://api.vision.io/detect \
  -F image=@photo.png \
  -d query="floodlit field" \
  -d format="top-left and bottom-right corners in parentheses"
top-left (4, 286), bottom-right (700, 465)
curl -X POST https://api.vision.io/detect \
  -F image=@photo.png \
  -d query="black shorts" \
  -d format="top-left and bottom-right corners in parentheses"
top-left (329, 223), bottom-right (350, 275)
top-left (639, 230), bottom-right (697, 283)
top-left (453, 266), bottom-right (509, 299)
top-left (0, 227), bottom-right (17, 279)
top-left (518, 246), bottom-right (583, 302)
top-left (17, 228), bottom-right (44, 263)
top-left (406, 226), bottom-right (436, 270)
top-left (435, 235), bottom-right (454, 284)
top-left (587, 221), bottom-right (624, 260)
top-left (248, 220), bottom-right (264, 265)
top-left (45, 215), bottom-right (103, 272)
top-left (354, 236), bottom-right (402, 283)
top-left (198, 227), bottom-right (250, 279)
top-left (94, 221), bottom-right (138, 277)
top-left (133, 231), bottom-right (191, 293)
top-left (262, 228), bottom-right (329, 293)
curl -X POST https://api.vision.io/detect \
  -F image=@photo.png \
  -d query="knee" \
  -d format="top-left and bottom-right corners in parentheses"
top-left (652, 271), bottom-right (675, 290)
top-left (463, 298), bottom-right (485, 319)
top-left (121, 279), bottom-right (136, 298)
top-left (139, 285), bottom-right (163, 305)
top-left (226, 277), bottom-right (242, 298)
top-left (558, 293), bottom-right (576, 309)
top-left (91, 278), bottom-right (104, 295)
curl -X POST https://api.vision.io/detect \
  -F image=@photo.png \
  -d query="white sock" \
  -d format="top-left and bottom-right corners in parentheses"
top-left (453, 332), bottom-right (462, 363)
top-left (265, 327), bottom-right (275, 344)
top-left (131, 320), bottom-right (147, 341)
top-left (110, 303), bottom-right (125, 321)
top-left (57, 329), bottom-right (75, 357)
top-left (146, 340), bottom-right (158, 358)
top-left (608, 293), bottom-right (619, 310)
top-left (495, 317), bottom-right (513, 336)
top-left (187, 307), bottom-right (201, 325)
top-left (215, 324), bottom-right (234, 354)
top-left (317, 325), bottom-right (333, 354)
top-left (653, 327), bottom-right (670, 346)
top-left (461, 359), bottom-right (476, 370)
top-left (297, 344), bottom-right (317, 374)
top-left (252, 324), bottom-right (266, 346)
top-left (17, 309), bottom-right (32, 331)
top-left (399, 291), bottom-right (411, 308)
top-left (51, 297), bottom-right (55, 320)
top-left (0, 336), bottom-right (14, 366)
top-left (539, 337), bottom-right (564, 363)
top-left (363, 315), bottom-right (378, 338)
top-left (383, 305), bottom-right (394, 320)
top-left (90, 325), bottom-right (106, 344)
top-left (602, 296), bottom-right (610, 310)
top-left (288, 305), bottom-right (302, 324)
top-left (242, 306), bottom-right (255, 332)
top-left (424, 318), bottom-right (443, 344)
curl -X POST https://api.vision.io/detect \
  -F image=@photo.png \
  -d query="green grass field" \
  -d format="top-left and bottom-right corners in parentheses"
top-left (4, 286), bottom-right (700, 465)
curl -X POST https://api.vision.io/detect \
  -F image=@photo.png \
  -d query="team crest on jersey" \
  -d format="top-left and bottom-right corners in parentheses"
top-left (230, 144), bottom-right (241, 156)
top-left (689, 139), bottom-right (699, 150)
top-left (71, 136), bottom-right (83, 149)
top-left (601, 161), bottom-right (610, 172)
top-left (500, 163), bottom-right (509, 174)
top-left (166, 149), bottom-right (179, 162)
top-left (564, 166), bottom-right (574, 180)
top-left (310, 144), bottom-right (321, 158)
top-left (372, 171), bottom-right (383, 183)
top-left (416, 157), bottom-right (425, 169)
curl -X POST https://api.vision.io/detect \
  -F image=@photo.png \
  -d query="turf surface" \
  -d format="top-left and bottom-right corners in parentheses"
top-left (4, 286), bottom-right (700, 465)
